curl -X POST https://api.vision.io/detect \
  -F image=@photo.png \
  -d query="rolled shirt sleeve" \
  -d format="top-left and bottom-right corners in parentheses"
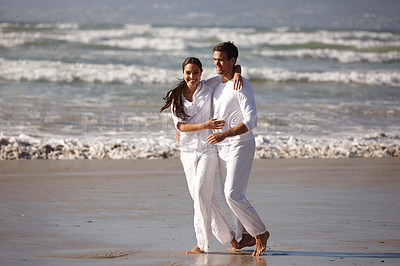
top-left (234, 79), bottom-right (257, 131)
top-left (171, 104), bottom-right (185, 130)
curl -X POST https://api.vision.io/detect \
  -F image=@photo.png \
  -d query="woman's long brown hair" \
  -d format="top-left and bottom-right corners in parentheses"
top-left (160, 57), bottom-right (203, 120)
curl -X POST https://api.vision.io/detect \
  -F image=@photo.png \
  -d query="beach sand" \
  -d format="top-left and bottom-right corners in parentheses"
top-left (1, 158), bottom-right (400, 265)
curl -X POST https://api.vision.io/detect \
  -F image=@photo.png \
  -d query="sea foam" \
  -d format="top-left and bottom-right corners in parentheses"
top-left (1, 133), bottom-right (398, 160)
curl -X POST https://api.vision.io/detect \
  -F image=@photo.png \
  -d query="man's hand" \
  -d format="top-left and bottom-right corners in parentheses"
top-left (207, 122), bottom-right (249, 145)
top-left (207, 132), bottom-right (227, 145)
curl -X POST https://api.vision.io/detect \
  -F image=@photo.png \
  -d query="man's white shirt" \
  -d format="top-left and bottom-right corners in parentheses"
top-left (212, 76), bottom-right (257, 145)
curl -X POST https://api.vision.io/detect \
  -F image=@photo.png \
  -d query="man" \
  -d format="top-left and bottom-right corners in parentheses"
top-left (206, 42), bottom-right (269, 256)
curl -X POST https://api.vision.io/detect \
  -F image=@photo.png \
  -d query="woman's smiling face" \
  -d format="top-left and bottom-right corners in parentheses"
top-left (183, 63), bottom-right (202, 89)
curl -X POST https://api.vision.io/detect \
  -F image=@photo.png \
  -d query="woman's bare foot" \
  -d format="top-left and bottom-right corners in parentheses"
top-left (252, 231), bottom-right (269, 256)
top-left (186, 245), bottom-right (204, 254)
top-left (239, 233), bottom-right (256, 248)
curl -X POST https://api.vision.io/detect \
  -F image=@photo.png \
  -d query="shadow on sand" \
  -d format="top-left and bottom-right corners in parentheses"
top-left (261, 250), bottom-right (400, 259)
top-left (209, 249), bottom-right (400, 259)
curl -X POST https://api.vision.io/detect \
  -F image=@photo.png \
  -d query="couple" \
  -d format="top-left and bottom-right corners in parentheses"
top-left (160, 42), bottom-right (269, 256)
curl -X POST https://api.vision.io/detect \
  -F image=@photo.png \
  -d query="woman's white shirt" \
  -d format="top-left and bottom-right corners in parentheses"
top-left (171, 76), bottom-right (220, 152)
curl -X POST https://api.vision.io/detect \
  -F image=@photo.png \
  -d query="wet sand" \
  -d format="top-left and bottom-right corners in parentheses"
top-left (1, 158), bottom-right (400, 265)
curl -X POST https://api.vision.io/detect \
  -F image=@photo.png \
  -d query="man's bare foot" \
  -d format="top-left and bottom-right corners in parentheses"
top-left (252, 231), bottom-right (269, 256)
top-left (228, 234), bottom-right (256, 251)
top-left (186, 245), bottom-right (204, 254)
top-left (228, 238), bottom-right (240, 251)
top-left (239, 233), bottom-right (256, 249)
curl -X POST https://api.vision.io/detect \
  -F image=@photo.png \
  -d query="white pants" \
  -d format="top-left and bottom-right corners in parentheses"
top-left (180, 148), bottom-right (234, 252)
top-left (217, 139), bottom-right (267, 240)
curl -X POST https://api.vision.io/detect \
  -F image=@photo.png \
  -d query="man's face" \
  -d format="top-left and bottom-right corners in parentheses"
top-left (213, 51), bottom-right (235, 76)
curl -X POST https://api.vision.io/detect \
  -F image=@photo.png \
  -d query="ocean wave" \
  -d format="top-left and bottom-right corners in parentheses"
top-left (257, 49), bottom-right (400, 63)
top-left (1, 133), bottom-right (398, 160)
top-left (245, 67), bottom-right (400, 87)
top-left (98, 37), bottom-right (187, 50)
top-left (0, 22), bottom-right (80, 30)
top-left (1, 58), bottom-right (399, 87)
top-left (1, 23), bottom-right (399, 50)
top-left (0, 58), bottom-right (179, 84)
top-left (231, 30), bottom-right (400, 49)
top-left (0, 23), bottom-right (186, 50)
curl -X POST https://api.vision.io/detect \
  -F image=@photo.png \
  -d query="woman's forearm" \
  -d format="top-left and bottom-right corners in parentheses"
top-left (177, 122), bottom-right (205, 132)
top-left (177, 118), bottom-right (225, 132)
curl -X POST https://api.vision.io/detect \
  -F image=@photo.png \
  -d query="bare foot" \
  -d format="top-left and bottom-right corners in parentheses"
top-left (252, 231), bottom-right (269, 256)
top-left (186, 245), bottom-right (204, 254)
top-left (228, 234), bottom-right (256, 251)
top-left (239, 233), bottom-right (256, 249)
top-left (228, 238), bottom-right (241, 251)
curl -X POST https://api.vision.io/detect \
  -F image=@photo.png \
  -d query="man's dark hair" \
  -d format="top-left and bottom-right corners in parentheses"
top-left (213, 41), bottom-right (239, 64)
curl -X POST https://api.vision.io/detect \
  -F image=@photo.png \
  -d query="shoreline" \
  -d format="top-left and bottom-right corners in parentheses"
top-left (1, 158), bottom-right (400, 265)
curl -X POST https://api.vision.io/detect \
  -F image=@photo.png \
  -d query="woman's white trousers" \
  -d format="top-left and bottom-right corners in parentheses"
top-left (180, 149), bottom-right (234, 252)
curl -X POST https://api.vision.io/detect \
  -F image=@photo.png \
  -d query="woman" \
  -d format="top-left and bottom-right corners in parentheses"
top-left (160, 57), bottom-right (242, 254)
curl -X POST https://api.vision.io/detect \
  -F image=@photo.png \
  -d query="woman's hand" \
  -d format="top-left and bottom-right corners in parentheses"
top-left (233, 73), bottom-right (243, 90)
top-left (176, 130), bottom-right (180, 146)
top-left (203, 118), bottom-right (225, 130)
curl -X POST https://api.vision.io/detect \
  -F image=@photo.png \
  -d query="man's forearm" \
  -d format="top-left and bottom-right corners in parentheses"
top-left (207, 122), bottom-right (249, 144)
top-left (222, 122), bottom-right (248, 138)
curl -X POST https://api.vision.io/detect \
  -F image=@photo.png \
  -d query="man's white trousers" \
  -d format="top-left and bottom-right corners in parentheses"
top-left (217, 139), bottom-right (267, 240)
top-left (180, 149), bottom-right (234, 252)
